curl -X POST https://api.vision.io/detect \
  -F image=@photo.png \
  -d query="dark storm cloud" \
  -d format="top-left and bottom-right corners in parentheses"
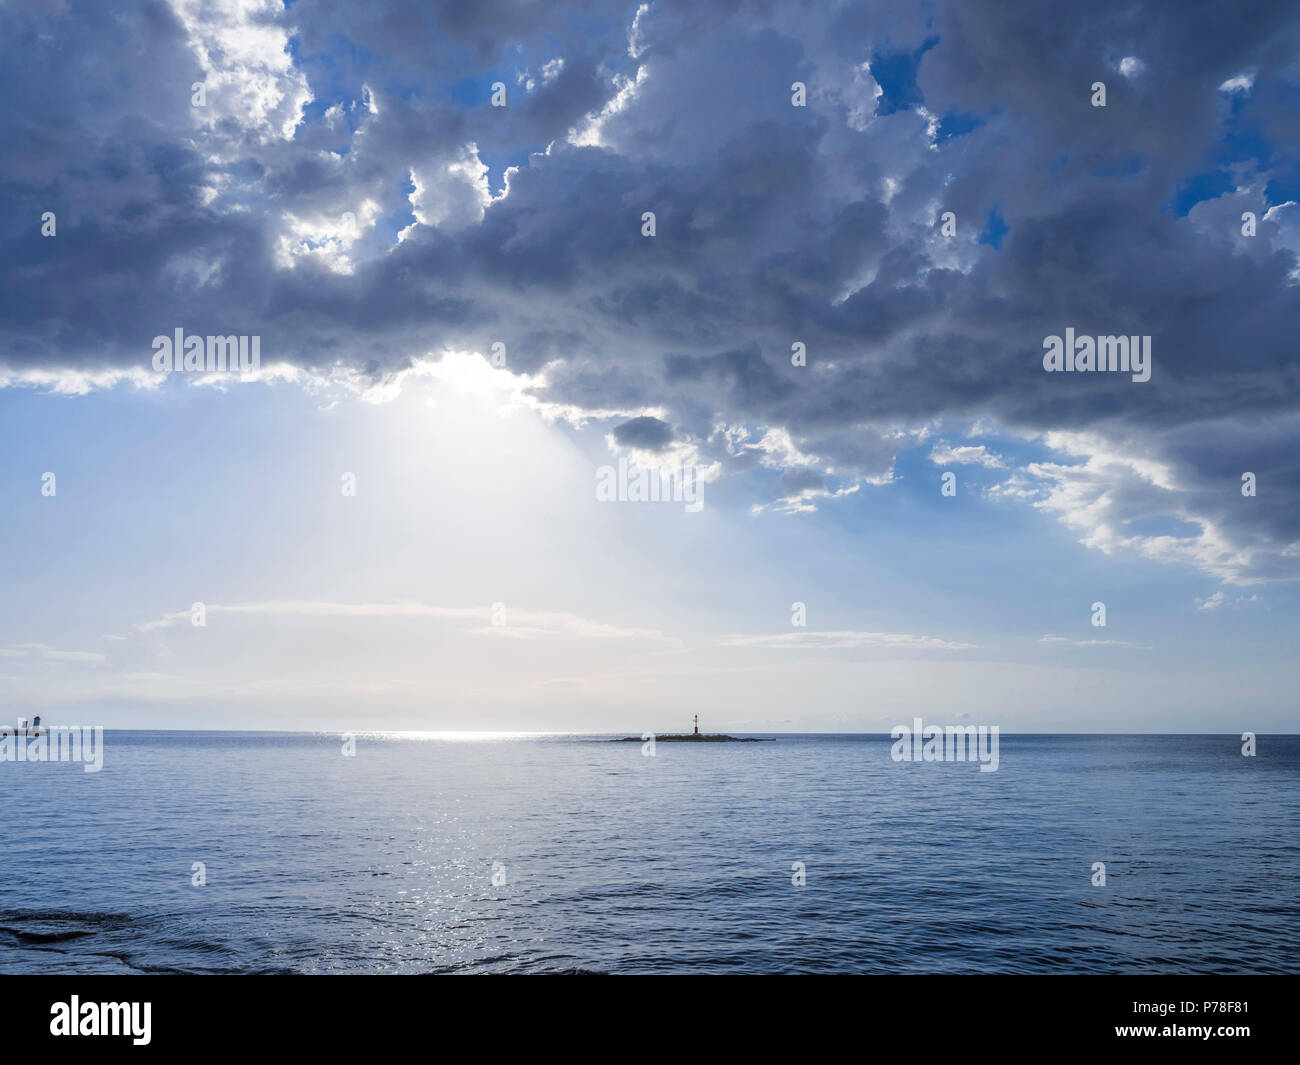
top-left (612, 415), bottom-right (675, 450)
top-left (1, 0), bottom-right (1298, 578)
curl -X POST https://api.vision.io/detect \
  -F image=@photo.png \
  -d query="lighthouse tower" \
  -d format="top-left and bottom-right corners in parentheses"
top-left (693, 714), bottom-right (699, 736)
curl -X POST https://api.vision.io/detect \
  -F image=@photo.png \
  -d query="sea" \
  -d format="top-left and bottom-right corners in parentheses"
top-left (0, 731), bottom-right (1296, 974)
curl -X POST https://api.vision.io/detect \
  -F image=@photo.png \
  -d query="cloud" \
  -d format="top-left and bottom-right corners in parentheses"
top-left (1, 0), bottom-right (1298, 582)
top-left (1196, 591), bottom-right (1262, 610)
top-left (991, 426), bottom-right (1300, 585)
top-left (1117, 56), bottom-right (1146, 78)
top-left (612, 415), bottom-right (675, 451)
top-left (720, 630), bottom-right (975, 651)
top-left (929, 442), bottom-right (1005, 468)
top-left (126, 600), bottom-right (673, 643)
top-left (1218, 72), bottom-right (1256, 94)
top-left (171, 0), bottom-right (314, 143)
top-left (0, 643), bottom-right (108, 665)
top-left (1039, 635), bottom-right (1150, 650)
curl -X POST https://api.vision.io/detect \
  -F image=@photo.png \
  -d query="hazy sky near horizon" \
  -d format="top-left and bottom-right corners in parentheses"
top-left (1, 0), bottom-right (1298, 732)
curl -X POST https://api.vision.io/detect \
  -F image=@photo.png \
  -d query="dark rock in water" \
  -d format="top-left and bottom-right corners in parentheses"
top-left (612, 734), bottom-right (773, 742)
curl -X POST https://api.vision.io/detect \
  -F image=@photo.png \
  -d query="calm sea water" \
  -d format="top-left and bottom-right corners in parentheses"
top-left (0, 732), bottom-right (1296, 974)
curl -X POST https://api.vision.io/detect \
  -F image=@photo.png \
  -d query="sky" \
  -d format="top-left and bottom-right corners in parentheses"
top-left (1, 0), bottom-right (1298, 733)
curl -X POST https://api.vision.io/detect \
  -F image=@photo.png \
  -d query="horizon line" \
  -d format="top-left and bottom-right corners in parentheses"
top-left (17, 727), bottom-right (1292, 737)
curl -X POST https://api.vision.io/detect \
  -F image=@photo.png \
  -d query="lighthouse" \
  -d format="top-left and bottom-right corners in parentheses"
top-left (693, 714), bottom-right (699, 736)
